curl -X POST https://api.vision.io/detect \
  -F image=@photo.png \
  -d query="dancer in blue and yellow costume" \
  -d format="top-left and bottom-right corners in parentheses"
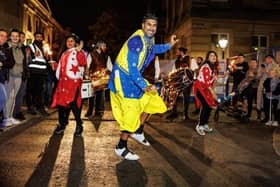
top-left (109, 13), bottom-right (178, 160)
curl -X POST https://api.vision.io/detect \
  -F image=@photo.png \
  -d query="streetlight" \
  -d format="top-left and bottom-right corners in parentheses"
top-left (218, 38), bottom-right (228, 59)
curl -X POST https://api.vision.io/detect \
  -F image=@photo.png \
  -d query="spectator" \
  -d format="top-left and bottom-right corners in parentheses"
top-left (0, 29), bottom-right (15, 127)
top-left (26, 32), bottom-right (49, 116)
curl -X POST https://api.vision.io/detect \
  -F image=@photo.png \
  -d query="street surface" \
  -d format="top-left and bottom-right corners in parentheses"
top-left (0, 103), bottom-right (279, 187)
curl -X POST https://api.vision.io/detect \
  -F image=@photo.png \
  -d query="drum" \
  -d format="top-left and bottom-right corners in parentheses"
top-left (81, 80), bottom-right (94, 99)
top-left (161, 67), bottom-right (194, 110)
top-left (90, 68), bottom-right (110, 91)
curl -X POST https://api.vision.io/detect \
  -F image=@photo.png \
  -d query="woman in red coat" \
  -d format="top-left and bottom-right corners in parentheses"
top-left (51, 34), bottom-right (86, 136)
top-left (193, 51), bottom-right (218, 136)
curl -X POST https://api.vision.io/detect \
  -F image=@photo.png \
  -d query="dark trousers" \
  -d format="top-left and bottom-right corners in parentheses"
top-left (232, 82), bottom-right (240, 109)
top-left (58, 89), bottom-right (82, 126)
top-left (246, 87), bottom-right (257, 118)
top-left (263, 97), bottom-right (279, 122)
top-left (26, 74), bottom-right (46, 110)
top-left (197, 90), bottom-right (212, 126)
top-left (44, 77), bottom-right (55, 107)
top-left (173, 86), bottom-right (192, 117)
top-left (86, 90), bottom-right (105, 115)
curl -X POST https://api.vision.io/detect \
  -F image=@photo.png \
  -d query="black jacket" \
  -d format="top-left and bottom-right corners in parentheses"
top-left (0, 43), bottom-right (15, 83)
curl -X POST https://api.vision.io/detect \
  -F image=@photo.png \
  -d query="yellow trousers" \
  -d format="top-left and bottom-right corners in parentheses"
top-left (110, 76), bottom-right (167, 132)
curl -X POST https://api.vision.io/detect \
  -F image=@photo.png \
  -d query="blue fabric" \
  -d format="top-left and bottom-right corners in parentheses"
top-left (0, 83), bottom-right (6, 111)
top-left (108, 33), bottom-right (171, 99)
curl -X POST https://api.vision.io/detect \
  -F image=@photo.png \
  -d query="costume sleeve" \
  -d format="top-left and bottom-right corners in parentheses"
top-left (127, 36), bottom-right (147, 90)
top-left (77, 51), bottom-right (86, 66)
top-left (201, 66), bottom-right (212, 87)
top-left (152, 43), bottom-right (171, 54)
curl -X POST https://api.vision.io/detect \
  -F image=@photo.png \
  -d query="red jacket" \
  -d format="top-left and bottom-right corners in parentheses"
top-left (193, 63), bottom-right (217, 108)
top-left (51, 48), bottom-right (86, 108)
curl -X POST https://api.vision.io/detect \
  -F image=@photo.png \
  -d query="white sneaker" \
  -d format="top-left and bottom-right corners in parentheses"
top-left (271, 121), bottom-right (279, 127)
top-left (130, 133), bottom-right (150, 146)
top-left (2, 119), bottom-right (13, 127)
top-left (195, 125), bottom-right (206, 136)
top-left (114, 147), bottom-right (140, 160)
top-left (203, 124), bottom-right (213, 133)
top-left (10, 118), bottom-right (21, 125)
top-left (265, 121), bottom-right (273, 126)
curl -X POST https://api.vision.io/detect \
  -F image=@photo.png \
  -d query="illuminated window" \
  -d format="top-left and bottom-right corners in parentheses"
top-left (252, 35), bottom-right (268, 49)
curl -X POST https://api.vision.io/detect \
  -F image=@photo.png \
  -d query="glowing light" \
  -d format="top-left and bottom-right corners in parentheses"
top-left (218, 39), bottom-right (228, 49)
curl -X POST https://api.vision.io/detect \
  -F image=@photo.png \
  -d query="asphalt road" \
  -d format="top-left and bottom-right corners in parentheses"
top-left (0, 104), bottom-right (279, 187)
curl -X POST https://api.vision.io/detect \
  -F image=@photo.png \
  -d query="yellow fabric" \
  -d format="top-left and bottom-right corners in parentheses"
top-left (116, 29), bottom-right (154, 74)
top-left (110, 75), bottom-right (167, 132)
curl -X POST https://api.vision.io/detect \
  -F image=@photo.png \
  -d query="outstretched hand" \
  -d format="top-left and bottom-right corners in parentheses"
top-left (170, 35), bottom-right (179, 47)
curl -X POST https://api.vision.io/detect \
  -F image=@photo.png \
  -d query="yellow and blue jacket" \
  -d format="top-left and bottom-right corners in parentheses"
top-left (108, 29), bottom-right (171, 98)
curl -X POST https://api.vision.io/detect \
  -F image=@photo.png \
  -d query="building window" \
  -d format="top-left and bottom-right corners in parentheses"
top-left (252, 35), bottom-right (268, 50)
top-left (27, 14), bottom-right (32, 32)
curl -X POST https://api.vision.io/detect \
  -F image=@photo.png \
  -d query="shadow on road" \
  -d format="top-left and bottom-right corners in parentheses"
top-left (116, 160), bottom-right (147, 187)
top-left (147, 122), bottom-right (213, 167)
top-left (227, 161), bottom-right (280, 187)
top-left (25, 134), bottom-right (63, 187)
top-left (145, 132), bottom-right (203, 187)
top-left (89, 116), bottom-right (102, 132)
top-left (66, 136), bottom-right (86, 187)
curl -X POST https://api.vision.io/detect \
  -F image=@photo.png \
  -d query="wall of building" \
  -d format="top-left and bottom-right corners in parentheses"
top-left (0, 0), bottom-right (65, 51)
top-left (0, 0), bottom-right (23, 30)
top-left (170, 16), bottom-right (280, 61)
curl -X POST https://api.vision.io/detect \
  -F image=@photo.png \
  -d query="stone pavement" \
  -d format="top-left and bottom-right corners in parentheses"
top-left (0, 103), bottom-right (279, 187)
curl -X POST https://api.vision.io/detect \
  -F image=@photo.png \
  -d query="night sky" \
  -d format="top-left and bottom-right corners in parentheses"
top-left (48, 0), bottom-right (148, 42)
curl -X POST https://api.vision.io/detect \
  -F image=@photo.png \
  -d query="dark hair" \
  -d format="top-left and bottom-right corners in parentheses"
top-left (178, 47), bottom-right (187, 54)
top-left (0, 28), bottom-right (8, 34)
top-left (204, 50), bottom-right (218, 72)
top-left (9, 28), bottom-right (20, 35)
top-left (197, 56), bottom-right (203, 62)
top-left (65, 33), bottom-right (80, 43)
top-left (238, 53), bottom-right (245, 57)
top-left (34, 31), bottom-right (43, 37)
top-left (19, 31), bottom-right (25, 35)
top-left (142, 13), bottom-right (158, 23)
top-left (265, 54), bottom-right (274, 59)
top-left (205, 51), bottom-right (218, 61)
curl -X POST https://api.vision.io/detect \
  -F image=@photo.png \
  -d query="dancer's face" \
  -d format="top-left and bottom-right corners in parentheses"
top-left (208, 53), bottom-right (217, 64)
top-left (142, 19), bottom-right (157, 38)
top-left (66, 37), bottom-right (76, 49)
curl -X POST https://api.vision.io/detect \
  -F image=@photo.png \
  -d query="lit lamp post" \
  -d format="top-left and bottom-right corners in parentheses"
top-left (218, 38), bottom-right (228, 59)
